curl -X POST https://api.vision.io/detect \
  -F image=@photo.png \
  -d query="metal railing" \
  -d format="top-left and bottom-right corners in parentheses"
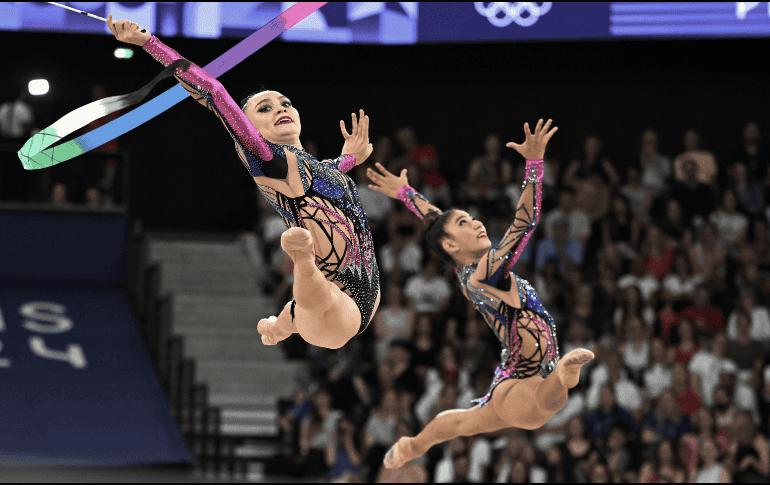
top-left (130, 231), bottom-right (239, 477)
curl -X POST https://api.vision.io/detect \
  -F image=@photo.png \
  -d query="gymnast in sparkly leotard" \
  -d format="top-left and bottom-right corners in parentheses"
top-left (108, 16), bottom-right (380, 350)
top-left (367, 119), bottom-right (595, 468)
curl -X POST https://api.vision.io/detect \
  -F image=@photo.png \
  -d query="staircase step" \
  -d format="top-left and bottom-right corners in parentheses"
top-left (209, 393), bottom-right (278, 407)
top-left (234, 442), bottom-right (279, 459)
top-left (221, 424), bottom-right (278, 437)
top-left (148, 240), bottom-right (246, 262)
top-left (160, 273), bottom-right (260, 295)
top-left (184, 337), bottom-right (283, 361)
top-left (198, 362), bottom-right (307, 397)
top-left (144, 238), bottom-right (312, 441)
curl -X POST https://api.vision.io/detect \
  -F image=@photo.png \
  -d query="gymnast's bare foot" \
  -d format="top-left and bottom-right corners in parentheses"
top-left (555, 348), bottom-right (594, 389)
top-left (384, 437), bottom-right (421, 469)
top-left (281, 227), bottom-right (315, 264)
top-left (257, 315), bottom-right (292, 346)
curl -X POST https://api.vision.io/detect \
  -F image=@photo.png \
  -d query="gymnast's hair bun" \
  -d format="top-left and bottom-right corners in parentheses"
top-left (422, 210), bottom-right (442, 231)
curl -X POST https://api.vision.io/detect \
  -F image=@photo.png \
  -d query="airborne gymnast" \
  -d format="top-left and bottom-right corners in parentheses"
top-left (108, 15), bottom-right (380, 350)
top-left (367, 119), bottom-right (595, 468)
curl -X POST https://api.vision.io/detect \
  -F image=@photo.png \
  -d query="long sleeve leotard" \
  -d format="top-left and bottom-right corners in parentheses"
top-left (399, 159), bottom-right (560, 406)
top-left (143, 36), bottom-right (379, 332)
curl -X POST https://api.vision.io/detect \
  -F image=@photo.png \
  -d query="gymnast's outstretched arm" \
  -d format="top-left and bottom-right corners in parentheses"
top-left (365, 162), bottom-right (443, 219)
top-left (107, 14), bottom-right (283, 178)
top-left (475, 119), bottom-right (557, 283)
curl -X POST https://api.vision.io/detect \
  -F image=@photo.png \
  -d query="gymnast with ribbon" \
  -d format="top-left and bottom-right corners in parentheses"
top-left (100, 13), bottom-right (380, 350)
top-left (366, 119), bottom-right (595, 468)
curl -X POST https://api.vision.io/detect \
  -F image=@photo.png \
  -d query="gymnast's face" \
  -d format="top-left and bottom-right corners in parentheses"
top-left (244, 91), bottom-right (302, 145)
top-left (442, 210), bottom-right (492, 261)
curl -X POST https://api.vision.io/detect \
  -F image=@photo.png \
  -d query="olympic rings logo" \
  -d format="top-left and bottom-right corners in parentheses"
top-left (474, 2), bottom-right (553, 28)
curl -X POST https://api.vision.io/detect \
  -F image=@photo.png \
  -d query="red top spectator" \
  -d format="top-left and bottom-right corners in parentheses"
top-left (642, 225), bottom-right (675, 281)
top-left (679, 286), bottom-right (725, 339)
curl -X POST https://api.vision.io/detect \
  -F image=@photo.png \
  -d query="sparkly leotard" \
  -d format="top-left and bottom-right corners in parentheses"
top-left (143, 37), bottom-right (379, 333)
top-left (399, 159), bottom-right (560, 406)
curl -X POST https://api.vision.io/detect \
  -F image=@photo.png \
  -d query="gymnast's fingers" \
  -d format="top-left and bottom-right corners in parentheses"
top-left (358, 110), bottom-right (366, 139)
top-left (368, 184), bottom-right (383, 193)
top-left (366, 168), bottom-right (383, 183)
top-left (374, 161), bottom-right (393, 174)
top-left (351, 112), bottom-right (358, 137)
top-left (340, 120), bottom-right (350, 139)
top-left (545, 126), bottom-right (559, 141)
top-left (107, 14), bottom-right (117, 37)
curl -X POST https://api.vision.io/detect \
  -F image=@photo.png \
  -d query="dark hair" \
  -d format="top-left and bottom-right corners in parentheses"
top-left (240, 85), bottom-right (271, 112)
top-left (423, 210), bottom-right (456, 266)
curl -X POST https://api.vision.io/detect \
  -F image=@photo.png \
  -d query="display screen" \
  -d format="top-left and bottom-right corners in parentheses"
top-left (1, 2), bottom-right (768, 44)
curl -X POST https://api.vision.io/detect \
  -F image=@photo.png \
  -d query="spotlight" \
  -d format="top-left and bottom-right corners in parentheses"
top-left (114, 47), bottom-right (134, 59)
top-left (28, 79), bottom-right (49, 96)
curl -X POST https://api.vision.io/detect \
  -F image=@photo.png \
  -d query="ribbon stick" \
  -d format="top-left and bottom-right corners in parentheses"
top-left (18, 2), bottom-right (327, 170)
top-left (47, 2), bottom-right (146, 32)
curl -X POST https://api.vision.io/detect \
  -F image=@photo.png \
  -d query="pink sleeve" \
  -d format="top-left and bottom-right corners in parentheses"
top-left (142, 36), bottom-right (273, 163)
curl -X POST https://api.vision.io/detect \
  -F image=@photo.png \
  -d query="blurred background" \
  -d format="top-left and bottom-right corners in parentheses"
top-left (1, 1), bottom-right (770, 482)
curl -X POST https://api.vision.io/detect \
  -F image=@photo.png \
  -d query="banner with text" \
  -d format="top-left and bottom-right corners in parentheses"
top-left (0, 283), bottom-right (192, 465)
top-left (1, 3), bottom-right (768, 44)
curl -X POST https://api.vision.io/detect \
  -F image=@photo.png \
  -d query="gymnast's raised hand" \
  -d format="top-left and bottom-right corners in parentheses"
top-left (106, 14), bottom-right (151, 46)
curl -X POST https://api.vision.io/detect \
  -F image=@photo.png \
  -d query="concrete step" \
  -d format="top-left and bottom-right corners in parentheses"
top-left (198, 361), bottom-right (308, 397)
top-left (234, 441), bottom-right (279, 460)
top-left (159, 269), bottom-right (260, 295)
top-left (148, 240), bottom-right (247, 264)
top-left (171, 294), bottom-right (280, 326)
top-left (183, 335), bottom-right (283, 361)
top-left (221, 409), bottom-right (279, 438)
top-left (222, 423), bottom-right (278, 437)
top-left (209, 393), bottom-right (277, 408)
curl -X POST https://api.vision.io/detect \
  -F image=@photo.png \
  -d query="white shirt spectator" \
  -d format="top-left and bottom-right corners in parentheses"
top-left (623, 340), bottom-right (650, 374)
top-left (543, 207), bottom-right (592, 243)
top-left (617, 273), bottom-right (660, 303)
top-left (0, 99), bottom-right (34, 138)
top-left (688, 351), bottom-right (738, 408)
top-left (434, 438), bottom-right (492, 483)
top-left (662, 273), bottom-right (704, 297)
top-left (495, 452), bottom-right (548, 483)
top-left (468, 437), bottom-right (493, 483)
top-left (695, 462), bottom-right (727, 483)
top-left (709, 210), bottom-right (749, 247)
top-left (414, 367), bottom-right (472, 425)
top-left (378, 240), bottom-right (423, 276)
top-left (301, 409), bottom-right (343, 450)
top-left (613, 306), bottom-right (656, 328)
top-left (586, 364), bottom-right (644, 412)
top-left (644, 363), bottom-right (674, 401)
top-left (433, 451), bottom-right (454, 483)
top-left (726, 307), bottom-right (770, 344)
top-left (404, 273), bottom-right (452, 314)
top-left (362, 413), bottom-right (397, 447)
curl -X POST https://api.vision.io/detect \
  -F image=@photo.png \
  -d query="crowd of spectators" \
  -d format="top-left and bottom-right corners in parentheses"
top-left (259, 122), bottom-right (770, 482)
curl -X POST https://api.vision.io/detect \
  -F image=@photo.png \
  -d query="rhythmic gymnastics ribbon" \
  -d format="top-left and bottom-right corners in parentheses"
top-left (18, 2), bottom-right (327, 170)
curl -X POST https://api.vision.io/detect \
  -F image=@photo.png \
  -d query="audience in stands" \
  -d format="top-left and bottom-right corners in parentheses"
top-left (261, 123), bottom-right (770, 482)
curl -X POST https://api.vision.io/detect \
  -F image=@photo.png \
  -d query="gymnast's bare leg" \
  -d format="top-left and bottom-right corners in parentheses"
top-left (257, 227), bottom-right (377, 350)
top-left (384, 348), bottom-right (594, 468)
